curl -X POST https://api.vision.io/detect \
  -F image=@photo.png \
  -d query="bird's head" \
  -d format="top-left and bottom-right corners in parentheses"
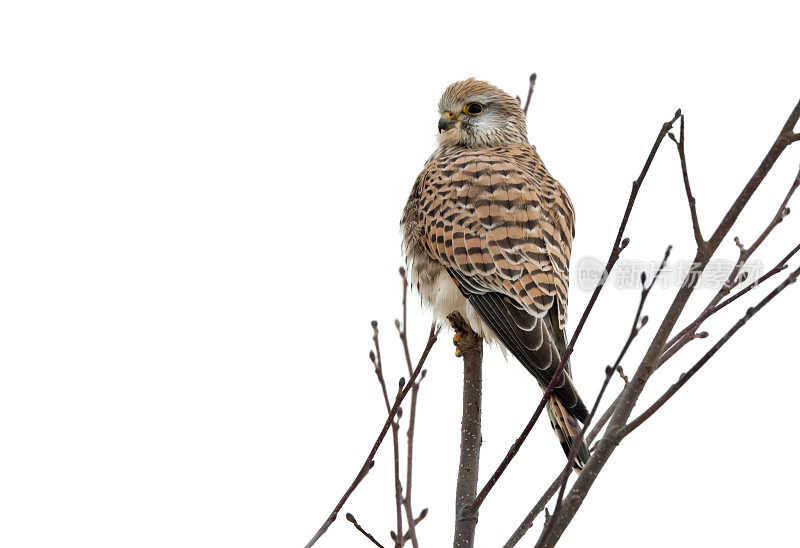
top-left (436, 78), bottom-right (528, 148)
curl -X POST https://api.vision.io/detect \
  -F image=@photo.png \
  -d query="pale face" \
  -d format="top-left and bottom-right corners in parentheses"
top-left (435, 79), bottom-right (527, 148)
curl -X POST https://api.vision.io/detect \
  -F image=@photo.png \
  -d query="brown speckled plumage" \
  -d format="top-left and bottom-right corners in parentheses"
top-left (401, 79), bottom-right (589, 471)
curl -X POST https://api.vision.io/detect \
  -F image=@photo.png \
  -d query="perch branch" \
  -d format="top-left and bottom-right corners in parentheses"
top-left (448, 312), bottom-right (483, 548)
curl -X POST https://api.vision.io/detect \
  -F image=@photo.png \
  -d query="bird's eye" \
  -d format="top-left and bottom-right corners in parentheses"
top-left (462, 103), bottom-right (483, 115)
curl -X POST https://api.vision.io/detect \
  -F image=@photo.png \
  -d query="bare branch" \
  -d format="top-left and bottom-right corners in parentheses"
top-left (403, 508), bottom-right (429, 542)
top-left (304, 323), bottom-right (440, 548)
top-left (391, 381), bottom-right (404, 546)
top-left (537, 97), bottom-right (800, 548)
top-left (527, 247), bottom-right (670, 548)
top-left (663, 165), bottom-right (800, 360)
top-left (346, 513), bottom-right (388, 548)
top-left (658, 330), bottom-right (709, 365)
top-left (624, 263), bottom-right (800, 435)
top-left (396, 267), bottom-right (421, 548)
top-left (448, 312), bottom-right (482, 548)
top-left (369, 321), bottom-right (404, 546)
top-left (735, 165), bottom-right (798, 260)
top-left (534, 365), bottom-right (617, 548)
top-left (669, 114), bottom-right (706, 250)
top-left (501, 469), bottom-right (561, 548)
top-left (370, 323), bottom-right (391, 413)
top-left (662, 242), bottom-right (799, 366)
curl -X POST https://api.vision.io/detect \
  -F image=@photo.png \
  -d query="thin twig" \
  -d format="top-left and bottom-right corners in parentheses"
top-left (369, 320), bottom-right (404, 546)
top-left (304, 323), bottom-right (440, 548)
top-left (586, 391), bottom-right (622, 449)
top-left (391, 380), bottom-right (404, 547)
top-left (523, 73), bottom-right (537, 116)
top-left (469, 110), bottom-right (681, 512)
top-left (370, 323), bottom-right (391, 412)
top-left (669, 115), bottom-right (706, 250)
top-left (346, 513), bottom-right (388, 548)
top-left (396, 267), bottom-right (421, 548)
top-left (403, 508), bottom-right (429, 542)
top-left (501, 469), bottom-right (562, 548)
top-left (658, 330), bottom-right (709, 365)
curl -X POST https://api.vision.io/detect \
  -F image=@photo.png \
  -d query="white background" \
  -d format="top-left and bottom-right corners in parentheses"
top-left (1, 1), bottom-right (799, 547)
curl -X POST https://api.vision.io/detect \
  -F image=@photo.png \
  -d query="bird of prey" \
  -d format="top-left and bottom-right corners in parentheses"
top-left (401, 78), bottom-right (589, 471)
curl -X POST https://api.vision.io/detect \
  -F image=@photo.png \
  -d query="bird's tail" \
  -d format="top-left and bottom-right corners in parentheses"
top-left (546, 395), bottom-right (590, 473)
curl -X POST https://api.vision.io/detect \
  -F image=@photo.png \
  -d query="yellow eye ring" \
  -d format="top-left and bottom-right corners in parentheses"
top-left (462, 102), bottom-right (483, 115)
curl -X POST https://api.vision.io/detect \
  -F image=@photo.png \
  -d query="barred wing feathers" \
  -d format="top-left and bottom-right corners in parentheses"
top-left (417, 144), bottom-right (587, 421)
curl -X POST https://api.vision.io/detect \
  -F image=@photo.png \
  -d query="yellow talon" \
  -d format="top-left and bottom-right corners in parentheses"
top-left (453, 332), bottom-right (463, 357)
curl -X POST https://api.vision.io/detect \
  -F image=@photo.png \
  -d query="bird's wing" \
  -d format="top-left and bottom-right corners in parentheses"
top-left (418, 144), bottom-right (586, 420)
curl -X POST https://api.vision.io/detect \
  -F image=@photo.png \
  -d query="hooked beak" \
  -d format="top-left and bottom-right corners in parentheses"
top-left (438, 111), bottom-right (457, 133)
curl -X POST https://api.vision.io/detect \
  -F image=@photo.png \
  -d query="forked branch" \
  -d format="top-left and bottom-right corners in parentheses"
top-left (624, 263), bottom-right (800, 435)
top-left (535, 96), bottom-right (800, 548)
top-left (304, 311), bottom-right (439, 548)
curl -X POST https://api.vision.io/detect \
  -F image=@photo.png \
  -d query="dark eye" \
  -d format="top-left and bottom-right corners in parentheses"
top-left (462, 103), bottom-right (483, 115)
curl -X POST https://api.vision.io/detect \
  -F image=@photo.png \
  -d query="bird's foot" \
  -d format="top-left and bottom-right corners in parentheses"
top-left (453, 332), bottom-right (463, 357)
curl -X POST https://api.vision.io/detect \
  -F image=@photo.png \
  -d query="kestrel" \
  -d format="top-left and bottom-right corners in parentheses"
top-left (401, 78), bottom-right (589, 471)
